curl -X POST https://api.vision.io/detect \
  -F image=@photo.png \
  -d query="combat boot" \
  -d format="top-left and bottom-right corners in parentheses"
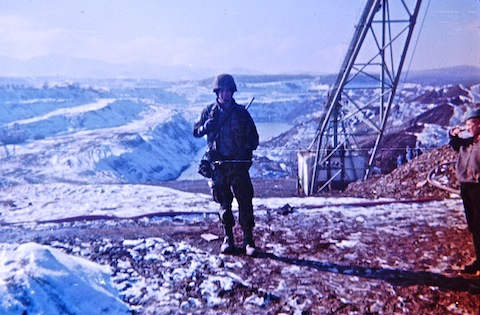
top-left (220, 226), bottom-right (235, 255)
top-left (243, 229), bottom-right (256, 256)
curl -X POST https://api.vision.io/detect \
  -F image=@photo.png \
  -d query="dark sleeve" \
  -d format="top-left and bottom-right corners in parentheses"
top-left (193, 105), bottom-right (211, 138)
top-left (449, 134), bottom-right (473, 152)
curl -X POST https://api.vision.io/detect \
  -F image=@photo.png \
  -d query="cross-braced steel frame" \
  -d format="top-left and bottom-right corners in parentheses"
top-left (303, 0), bottom-right (423, 195)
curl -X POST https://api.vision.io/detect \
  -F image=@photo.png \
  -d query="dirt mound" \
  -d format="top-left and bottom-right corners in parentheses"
top-left (320, 145), bottom-right (459, 200)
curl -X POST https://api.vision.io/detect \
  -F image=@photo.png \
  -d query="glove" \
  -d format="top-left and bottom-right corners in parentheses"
top-left (202, 118), bottom-right (217, 134)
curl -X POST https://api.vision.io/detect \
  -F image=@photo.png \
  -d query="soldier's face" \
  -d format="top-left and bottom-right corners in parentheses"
top-left (217, 88), bottom-right (233, 105)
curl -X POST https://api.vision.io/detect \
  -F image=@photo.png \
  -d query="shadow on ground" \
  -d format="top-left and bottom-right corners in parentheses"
top-left (255, 251), bottom-right (480, 294)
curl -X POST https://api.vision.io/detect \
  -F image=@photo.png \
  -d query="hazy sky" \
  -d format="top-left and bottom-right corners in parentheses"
top-left (0, 0), bottom-right (478, 77)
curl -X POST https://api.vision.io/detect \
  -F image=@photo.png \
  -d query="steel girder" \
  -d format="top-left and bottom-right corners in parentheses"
top-left (304, 0), bottom-right (423, 195)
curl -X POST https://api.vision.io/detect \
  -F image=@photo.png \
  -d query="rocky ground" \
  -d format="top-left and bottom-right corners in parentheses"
top-left (327, 145), bottom-right (459, 200)
top-left (7, 198), bottom-right (478, 315)
top-left (3, 145), bottom-right (480, 314)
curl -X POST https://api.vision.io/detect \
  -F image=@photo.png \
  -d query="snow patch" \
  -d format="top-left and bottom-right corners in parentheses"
top-left (0, 242), bottom-right (130, 314)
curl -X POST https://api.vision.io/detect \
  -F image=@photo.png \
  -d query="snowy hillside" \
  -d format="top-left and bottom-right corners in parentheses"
top-left (1, 71), bottom-right (479, 186)
top-left (0, 75), bottom-right (325, 185)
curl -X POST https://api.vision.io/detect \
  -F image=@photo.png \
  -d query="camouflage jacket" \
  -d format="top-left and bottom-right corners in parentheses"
top-left (193, 100), bottom-right (259, 161)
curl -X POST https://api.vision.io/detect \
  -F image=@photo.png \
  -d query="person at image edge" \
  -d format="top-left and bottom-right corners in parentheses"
top-left (449, 107), bottom-right (480, 274)
top-left (193, 74), bottom-right (259, 256)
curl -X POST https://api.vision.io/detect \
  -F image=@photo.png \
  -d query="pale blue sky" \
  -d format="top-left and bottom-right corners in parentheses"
top-left (0, 0), bottom-right (478, 78)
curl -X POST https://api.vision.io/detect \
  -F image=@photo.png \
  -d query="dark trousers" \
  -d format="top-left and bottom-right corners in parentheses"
top-left (460, 183), bottom-right (480, 259)
top-left (211, 162), bottom-right (255, 231)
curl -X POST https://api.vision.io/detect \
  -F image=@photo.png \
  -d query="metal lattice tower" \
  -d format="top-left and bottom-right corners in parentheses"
top-left (298, 0), bottom-right (423, 196)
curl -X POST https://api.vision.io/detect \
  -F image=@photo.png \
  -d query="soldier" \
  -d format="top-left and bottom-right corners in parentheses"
top-left (193, 74), bottom-right (259, 255)
top-left (449, 108), bottom-right (480, 274)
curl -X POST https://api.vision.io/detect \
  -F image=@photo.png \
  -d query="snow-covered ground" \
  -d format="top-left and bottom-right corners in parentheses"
top-left (0, 182), bottom-right (474, 314)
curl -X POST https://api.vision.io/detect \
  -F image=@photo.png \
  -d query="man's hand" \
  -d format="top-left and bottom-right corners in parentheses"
top-left (449, 127), bottom-right (464, 137)
top-left (204, 118), bottom-right (216, 132)
top-left (200, 118), bottom-right (217, 135)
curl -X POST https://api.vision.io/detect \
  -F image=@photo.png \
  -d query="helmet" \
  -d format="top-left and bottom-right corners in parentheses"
top-left (212, 74), bottom-right (237, 93)
top-left (465, 108), bottom-right (480, 121)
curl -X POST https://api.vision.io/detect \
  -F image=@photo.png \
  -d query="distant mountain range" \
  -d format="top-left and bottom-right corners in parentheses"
top-left (0, 54), bottom-right (478, 84)
top-left (0, 55), bottom-right (215, 81)
top-left (403, 65), bottom-right (480, 86)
